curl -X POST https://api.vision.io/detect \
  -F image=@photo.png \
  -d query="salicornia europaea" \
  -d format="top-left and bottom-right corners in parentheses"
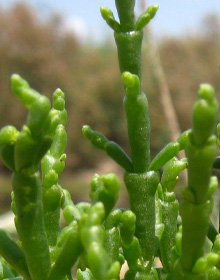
top-left (0, 1), bottom-right (220, 280)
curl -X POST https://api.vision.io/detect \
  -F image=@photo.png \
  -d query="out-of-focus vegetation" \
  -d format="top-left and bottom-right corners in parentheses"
top-left (0, 3), bottom-right (220, 173)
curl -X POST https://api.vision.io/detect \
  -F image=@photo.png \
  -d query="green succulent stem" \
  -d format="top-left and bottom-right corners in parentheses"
top-left (12, 172), bottom-right (51, 280)
top-left (124, 171), bottom-right (160, 263)
top-left (0, 230), bottom-right (31, 280)
top-left (115, 0), bottom-right (135, 32)
top-left (174, 84), bottom-right (219, 279)
top-left (115, 31), bottom-right (143, 80)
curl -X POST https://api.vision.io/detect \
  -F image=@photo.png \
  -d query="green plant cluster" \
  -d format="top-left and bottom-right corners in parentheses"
top-left (0, 1), bottom-right (220, 280)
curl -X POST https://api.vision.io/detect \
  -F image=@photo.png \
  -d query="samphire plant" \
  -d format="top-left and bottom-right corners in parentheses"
top-left (0, 1), bottom-right (220, 279)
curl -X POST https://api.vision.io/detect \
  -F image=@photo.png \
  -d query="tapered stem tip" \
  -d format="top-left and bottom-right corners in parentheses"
top-left (11, 74), bottom-right (29, 89)
top-left (198, 84), bottom-right (215, 102)
top-left (82, 125), bottom-right (91, 136)
top-left (122, 72), bottom-right (135, 88)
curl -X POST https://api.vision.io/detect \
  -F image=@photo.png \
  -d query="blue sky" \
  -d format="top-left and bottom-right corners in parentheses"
top-left (1, 0), bottom-right (220, 43)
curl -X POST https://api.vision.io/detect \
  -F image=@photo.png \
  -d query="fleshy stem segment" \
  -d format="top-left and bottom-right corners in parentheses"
top-left (173, 84), bottom-right (219, 279)
top-left (122, 72), bottom-right (150, 173)
top-left (41, 89), bottom-right (67, 247)
top-left (124, 171), bottom-right (159, 263)
top-left (0, 229), bottom-right (31, 280)
top-left (82, 125), bottom-right (133, 173)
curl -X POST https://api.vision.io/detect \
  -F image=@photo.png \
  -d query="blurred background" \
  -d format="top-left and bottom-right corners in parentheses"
top-left (0, 0), bottom-right (220, 214)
